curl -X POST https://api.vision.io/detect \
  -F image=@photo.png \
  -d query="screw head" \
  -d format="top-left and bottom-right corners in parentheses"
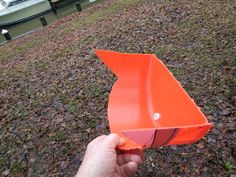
top-left (153, 113), bottom-right (160, 120)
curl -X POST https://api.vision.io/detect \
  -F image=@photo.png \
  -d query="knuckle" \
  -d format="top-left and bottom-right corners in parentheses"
top-left (109, 133), bottom-right (119, 139)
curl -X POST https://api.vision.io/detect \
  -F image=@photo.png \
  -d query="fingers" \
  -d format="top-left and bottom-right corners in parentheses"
top-left (87, 135), bottom-right (107, 149)
top-left (119, 162), bottom-right (139, 177)
top-left (117, 153), bottom-right (142, 177)
top-left (103, 133), bottom-right (125, 149)
top-left (93, 135), bottom-right (107, 143)
top-left (87, 134), bottom-right (126, 151)
top-left (117, 154), bottom-right (142, 165)
top-left (118, 149), bottom-right (144, 159)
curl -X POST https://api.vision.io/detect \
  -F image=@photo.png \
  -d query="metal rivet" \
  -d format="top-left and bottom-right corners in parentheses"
top-left (154, 113), bottom-right (160, 120)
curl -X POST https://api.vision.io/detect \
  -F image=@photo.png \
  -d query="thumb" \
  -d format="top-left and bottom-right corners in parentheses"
top-left (103, 134), bottom-right (125, 149)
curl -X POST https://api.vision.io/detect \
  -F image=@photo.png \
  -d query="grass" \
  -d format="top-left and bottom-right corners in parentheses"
top-left (0, 0), bottom-right (235, 176)
top-left (76, 0), bottom-right (144, 26)
top-left (10, 162), bottom-right (24, 173)
top-left (69, 99), bottom-right (79, 113)
top-left (13, 108), bottom-right (29, 120)
top-left (224, 161), bottom-right (233, 171)
top-left (0, 155), bottom-right (8, 167)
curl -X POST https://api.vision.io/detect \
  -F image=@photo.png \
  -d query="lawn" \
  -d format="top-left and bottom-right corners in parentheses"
top-left (0, 0), bottom-right (235, 176)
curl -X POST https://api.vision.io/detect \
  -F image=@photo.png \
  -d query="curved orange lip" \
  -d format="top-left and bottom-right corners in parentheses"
top-left (95, 50), bottom-right (213, 150)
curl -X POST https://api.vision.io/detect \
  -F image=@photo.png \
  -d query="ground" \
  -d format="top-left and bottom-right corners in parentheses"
top-left (0, 0), bottom-right (235, 176)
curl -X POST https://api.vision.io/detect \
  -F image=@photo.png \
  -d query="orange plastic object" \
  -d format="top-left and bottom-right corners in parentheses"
top-left (95, 50), bottom-right (213, 150)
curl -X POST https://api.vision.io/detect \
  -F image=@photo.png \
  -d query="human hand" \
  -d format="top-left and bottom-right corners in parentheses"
top-left (76, 134), bottom-right (143, 177)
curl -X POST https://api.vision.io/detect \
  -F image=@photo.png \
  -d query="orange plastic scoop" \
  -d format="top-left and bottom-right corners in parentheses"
top-left (95, 50), bottom-right (213, 150)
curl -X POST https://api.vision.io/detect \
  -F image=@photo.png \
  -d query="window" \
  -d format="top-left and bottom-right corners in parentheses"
top-left (8, 0), bottom-right (29, 7)
top-left (0, 0), bottom-right (7, 7)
